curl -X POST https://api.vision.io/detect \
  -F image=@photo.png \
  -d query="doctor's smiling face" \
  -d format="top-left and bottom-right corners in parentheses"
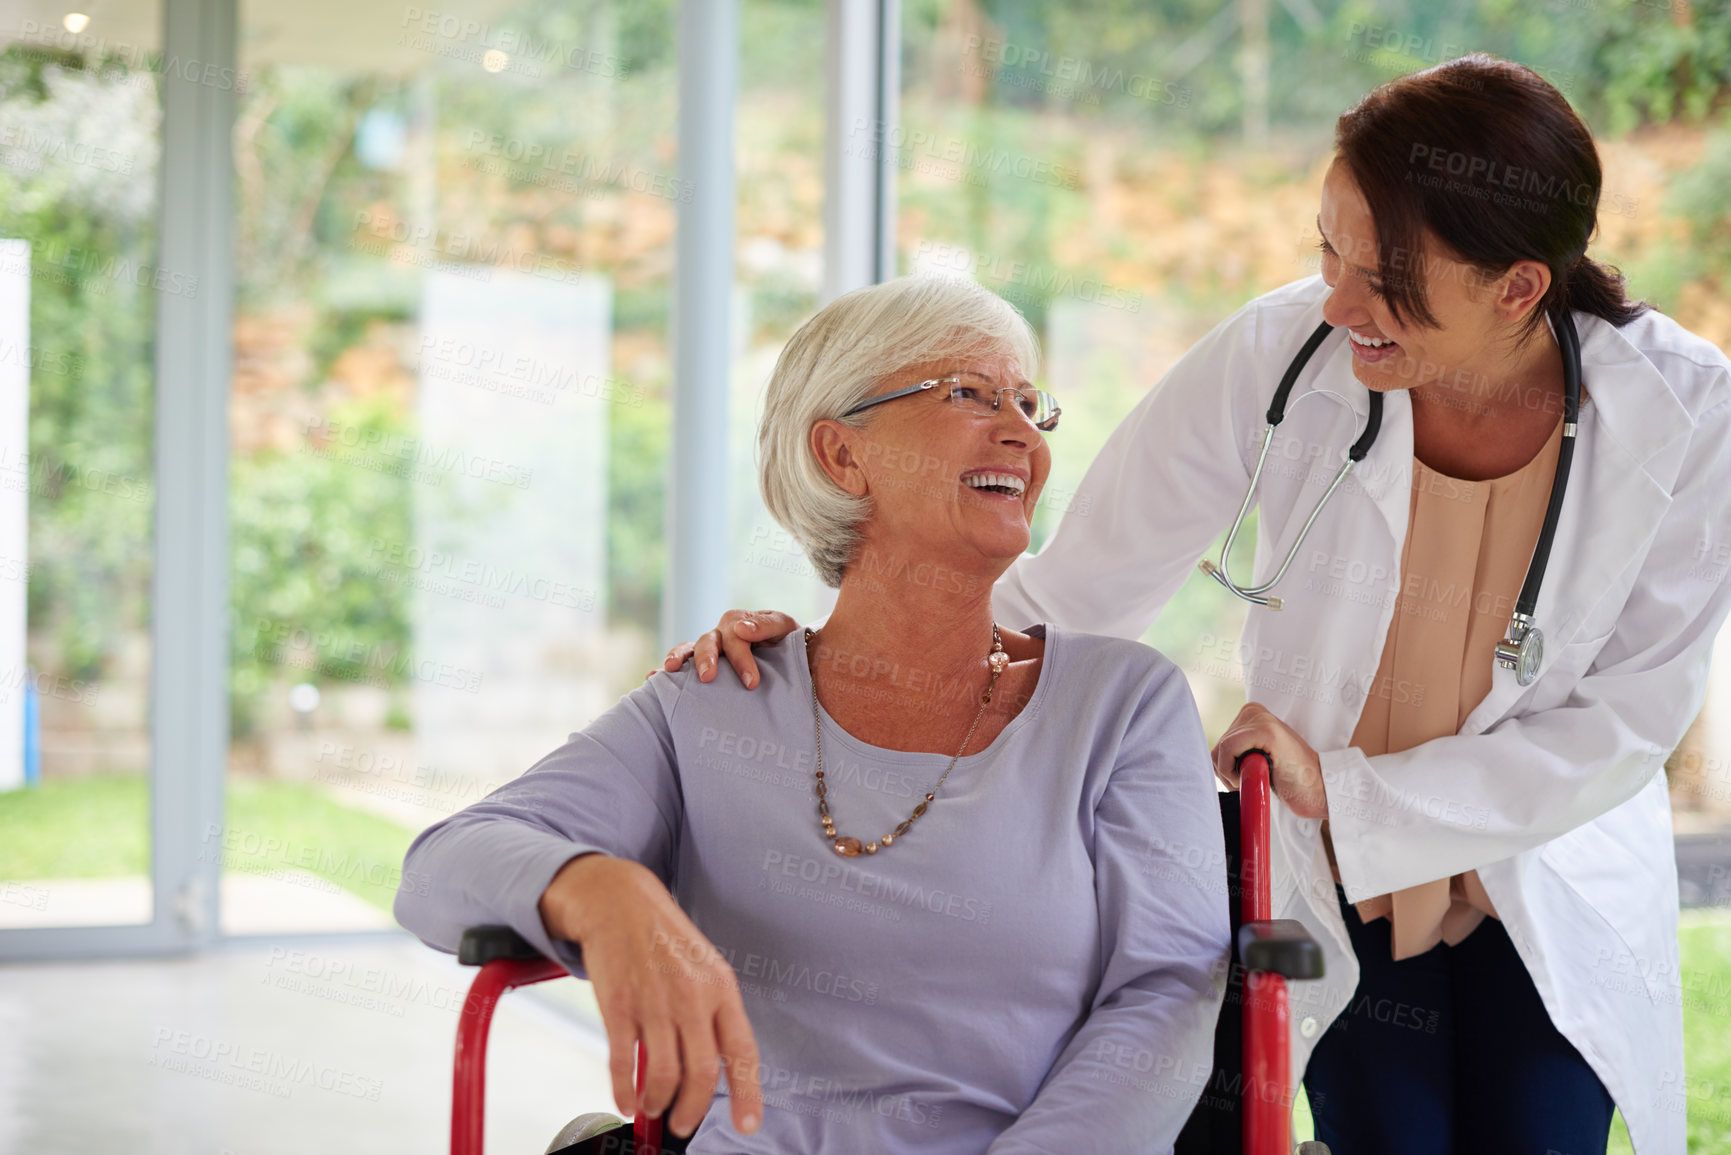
top-left (1316, 156), bottom-right (1555, 402)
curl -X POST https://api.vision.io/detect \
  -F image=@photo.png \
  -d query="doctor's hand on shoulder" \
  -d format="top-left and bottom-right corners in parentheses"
top-left (1211, 702), bottom-right (1327, 819)
top-left (659, 609), bottom-right (801, 687)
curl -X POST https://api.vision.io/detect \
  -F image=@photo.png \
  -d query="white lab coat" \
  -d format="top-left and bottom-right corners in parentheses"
top-left (994, 275), bottom-right (1731, 1154)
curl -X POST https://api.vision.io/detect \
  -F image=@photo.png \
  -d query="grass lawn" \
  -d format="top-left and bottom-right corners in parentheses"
top-left (0, 773), bottom-right (152, 879)
top-left (0, 773), bottom-right (417, 912)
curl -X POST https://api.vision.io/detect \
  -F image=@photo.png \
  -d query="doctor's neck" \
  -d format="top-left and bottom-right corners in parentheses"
top-left (1405, 319), bottom-right (1568, 428)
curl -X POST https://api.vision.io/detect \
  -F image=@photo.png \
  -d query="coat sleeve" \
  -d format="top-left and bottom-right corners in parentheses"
top-left (1326, 391), bottom-right (1731, 899)
top-left (392, 673), bottom-right (687, 972)
top-left (992, 290), bottom-right (1293, 639)
top-left (986, 659), bottom-right (1232, 1153)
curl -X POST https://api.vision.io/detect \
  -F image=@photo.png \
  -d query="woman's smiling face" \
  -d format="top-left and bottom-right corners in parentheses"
top-left (1316, 157), bottom-right (1523, 396)
top-left (815, 343), bottom-right (1052, 581)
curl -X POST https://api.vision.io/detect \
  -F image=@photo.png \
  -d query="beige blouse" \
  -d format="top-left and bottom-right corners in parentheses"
top-left (1322, 410), bottom-right (1568, 961)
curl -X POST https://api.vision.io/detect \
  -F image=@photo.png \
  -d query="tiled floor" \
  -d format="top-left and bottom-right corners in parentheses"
top-left (0, 873), bottom-right (400, 934)
top-left (0, 934), bottom-right (619, 1155)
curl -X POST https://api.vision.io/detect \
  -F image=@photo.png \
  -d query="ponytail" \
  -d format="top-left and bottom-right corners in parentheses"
top-left (1554, 253), bottom-right (1648, 327)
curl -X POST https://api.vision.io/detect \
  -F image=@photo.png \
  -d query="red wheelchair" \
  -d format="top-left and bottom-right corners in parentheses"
top-left (448, 750), bottom-right (1328, 1154)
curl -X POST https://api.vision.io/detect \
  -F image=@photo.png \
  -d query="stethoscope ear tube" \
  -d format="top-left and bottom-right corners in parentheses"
top-left (1511, 309), bottom-right (1582, 622)
top-left (1210, 308), bottom-right (1583, 689)
top-left (1266, 322), bottom-right (1337, 426)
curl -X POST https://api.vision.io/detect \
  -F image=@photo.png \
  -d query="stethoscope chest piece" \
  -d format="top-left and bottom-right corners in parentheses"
top-left (1494, 612), bottom-right (1544, 686)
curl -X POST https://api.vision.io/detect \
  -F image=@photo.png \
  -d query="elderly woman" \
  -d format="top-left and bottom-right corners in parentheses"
top-left (394, 274), bottom-right (1230, 1153)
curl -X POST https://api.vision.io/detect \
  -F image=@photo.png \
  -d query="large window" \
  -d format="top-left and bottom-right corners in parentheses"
top-left (0, 5), bottom-right (162, 930)
top-left (223, 0), bottom-right (681, 933)
top-left (221, 0), bottom-right (831, 936)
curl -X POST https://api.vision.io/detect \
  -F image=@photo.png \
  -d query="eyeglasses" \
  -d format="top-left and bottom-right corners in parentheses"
top-left (839, 371), bottom-right (1061, 432)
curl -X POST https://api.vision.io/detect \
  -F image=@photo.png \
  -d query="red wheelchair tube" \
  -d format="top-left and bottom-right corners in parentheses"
top-left (1237, 749), bottom-right (1292, 1155)
top-left (634, 1044), bottom-right (664, 1151)
top-left (453, 956), bottom-right (568, 1155)
top-left (1239, 749), bottom-right (1272, 926)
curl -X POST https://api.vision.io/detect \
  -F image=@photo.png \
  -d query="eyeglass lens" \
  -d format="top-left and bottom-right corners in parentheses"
top-left (947, 372), bottom-right (1056, 427)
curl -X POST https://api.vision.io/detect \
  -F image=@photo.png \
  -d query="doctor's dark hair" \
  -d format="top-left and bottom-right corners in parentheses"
top-left (1334, 53), bottom-right (1646, 342)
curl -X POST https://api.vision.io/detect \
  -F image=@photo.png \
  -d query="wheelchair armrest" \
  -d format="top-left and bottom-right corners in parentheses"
top-left (459, 924), bottom-right (545, 966)
top-left (1237, 919), bottom-right (1325, 980)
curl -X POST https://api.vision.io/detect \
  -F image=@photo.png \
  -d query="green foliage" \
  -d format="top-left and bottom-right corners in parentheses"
top-left (229, 395), bottom-right (412, 737)
top-left (1589, 2), bottom-right (1731, 135)
top-left (918, 0), bottom-right (1730, 142)
top-left (607, 389), bottom-right (670, 626)
top-left (0, 49), bottom-right (156, 682)
top-left (1609, 115), bottom-right (1731, 312)
top-left (1669, 117), bottom-right (1731, 264)
top-left (235, 69), bottom-right (379, 308)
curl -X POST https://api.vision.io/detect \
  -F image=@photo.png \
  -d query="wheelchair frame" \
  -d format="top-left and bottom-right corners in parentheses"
top-left (447, 749), bottom-right (1324, 1154)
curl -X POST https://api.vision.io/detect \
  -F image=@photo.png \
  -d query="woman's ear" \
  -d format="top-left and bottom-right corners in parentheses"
top-left (1495, 258), bottom-right (1553, 327)
top-left (811, 420), bottom-right (871, 497)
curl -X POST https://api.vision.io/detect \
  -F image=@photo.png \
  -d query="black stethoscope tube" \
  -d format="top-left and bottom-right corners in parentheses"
top-left (1215, 313), bottom-right (1582, 685)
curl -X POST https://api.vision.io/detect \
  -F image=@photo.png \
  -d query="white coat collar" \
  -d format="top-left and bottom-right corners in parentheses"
top-left (1313, 309), bottom-right (1689, 732)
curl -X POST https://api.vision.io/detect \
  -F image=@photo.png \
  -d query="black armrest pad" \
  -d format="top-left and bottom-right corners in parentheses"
top-left (459, 924), bottom-right (545, 966)
top-left (1237, 919), bottom-right (1325, 980)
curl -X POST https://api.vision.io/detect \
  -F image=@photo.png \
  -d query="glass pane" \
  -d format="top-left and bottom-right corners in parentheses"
top-left (225, 2), bottom-right (682, 936)
top-left (0, 6), bottom-right (161, 929)
top-left (728, 0), bottom-right (833, 625)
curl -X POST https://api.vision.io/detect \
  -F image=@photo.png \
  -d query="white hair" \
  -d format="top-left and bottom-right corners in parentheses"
top-left (758, 275), bottom-right (1041, 588)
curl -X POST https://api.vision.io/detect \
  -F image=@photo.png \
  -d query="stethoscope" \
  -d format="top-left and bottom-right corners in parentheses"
top-left (1199, 312), bottom-right (1582, 687)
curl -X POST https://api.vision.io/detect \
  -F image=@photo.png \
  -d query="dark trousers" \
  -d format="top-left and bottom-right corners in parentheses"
top-left (1304, 885), bottom-right (1615, 1155)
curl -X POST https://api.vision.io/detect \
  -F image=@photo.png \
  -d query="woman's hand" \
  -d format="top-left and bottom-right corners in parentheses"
top-left (660, 609), bottom-right (800, 689)
top-left (1210, 701), bottom-right (1329, 819)
top-left (538, 854), bottom-right (762, 1139)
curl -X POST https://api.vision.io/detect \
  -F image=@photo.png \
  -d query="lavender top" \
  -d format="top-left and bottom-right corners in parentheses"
top-left (395, 623), bottom-right (1230, 1154)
